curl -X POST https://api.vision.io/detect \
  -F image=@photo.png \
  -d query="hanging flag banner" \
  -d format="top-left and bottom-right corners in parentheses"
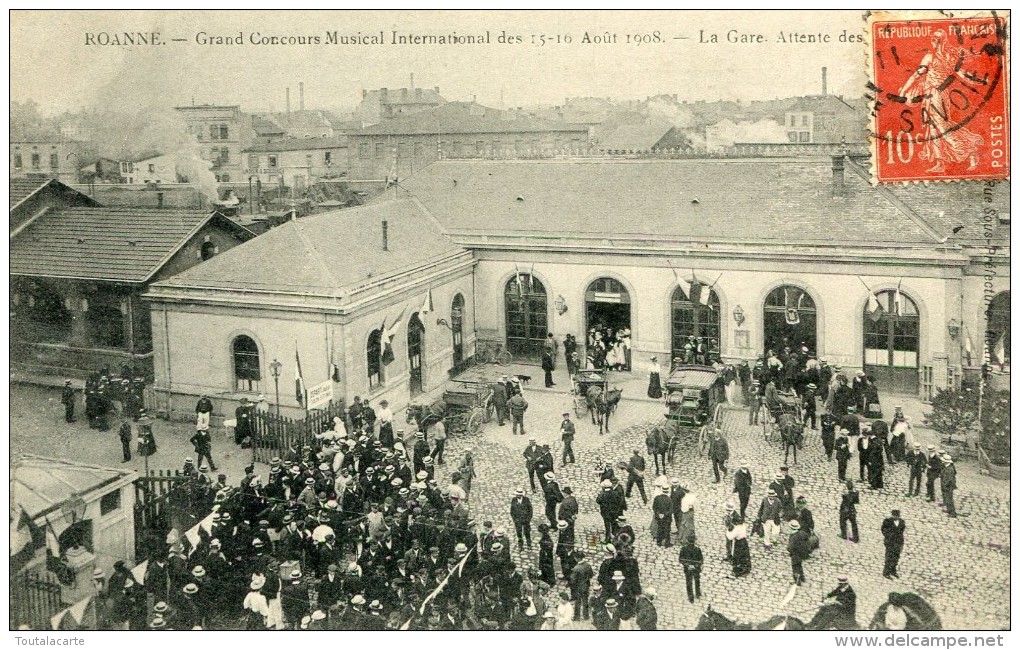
top-left (784, 287), bottom-right (800, 325)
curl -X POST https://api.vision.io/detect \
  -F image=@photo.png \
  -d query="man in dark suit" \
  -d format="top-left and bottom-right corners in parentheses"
top-left (523, 438), bottom-right (542, 492)
top-left (542, 349), bottom-right (555, 388)
top-left (491, 378), bottom-right (508, 426)
top-left (905, 443), bottom-right (926, 497)
top-left (839, 480), bottom-right (860, 542)
top-left (543, 474), bottom-right (564, 527)
top-left (880, 509), bottom-right (906, 578)
top-left (835, 429), bottom-right (852, 482)
top-left (925, 446), bottom-right (944, 502)
top-left (509, 488), bottom-right (533, 549)
top-left (61, 380), bottom-right (77, 423)
top-left (651, 486), bottom-right (674, 547)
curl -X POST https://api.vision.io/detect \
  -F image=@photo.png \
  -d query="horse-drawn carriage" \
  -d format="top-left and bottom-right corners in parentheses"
top-left (660, 366), bottom-right (724, 461)
top-left (405, 381), bottom-right (492, 435)
top-left (571, 369), bottom-right (622, 435)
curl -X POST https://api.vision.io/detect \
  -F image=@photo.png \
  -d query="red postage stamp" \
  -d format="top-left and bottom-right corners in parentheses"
top-left (869, 11), bottom-right (1009, 183)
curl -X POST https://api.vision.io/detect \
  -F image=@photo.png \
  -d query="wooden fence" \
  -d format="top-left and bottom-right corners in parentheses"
top-left (252, 400), bottom-right (346, 464)
top-left (11, 571), bottom-right (64, 630)
top-left (133, 470), bottom-right (192, 562)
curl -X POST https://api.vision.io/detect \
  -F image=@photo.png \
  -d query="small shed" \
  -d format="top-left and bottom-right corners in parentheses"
top-left (11, 455), bottom-right (138, 583)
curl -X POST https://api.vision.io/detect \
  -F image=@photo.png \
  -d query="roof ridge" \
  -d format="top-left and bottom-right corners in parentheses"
top-left (845, 157), bottom-right (945, 243)
top-left (289, 217), bottom-right (343, 294)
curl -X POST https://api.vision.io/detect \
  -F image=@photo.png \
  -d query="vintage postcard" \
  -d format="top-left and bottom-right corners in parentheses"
top-left (8, 9), bottom-right (1011, 637)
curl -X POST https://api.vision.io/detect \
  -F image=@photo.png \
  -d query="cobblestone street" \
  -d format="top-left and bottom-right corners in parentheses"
top-left (12, 380), bottom-right (1010, 630)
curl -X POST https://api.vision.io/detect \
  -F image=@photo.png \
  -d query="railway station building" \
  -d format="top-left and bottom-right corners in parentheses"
top-left (144, 156), bottom-right (1010, 421)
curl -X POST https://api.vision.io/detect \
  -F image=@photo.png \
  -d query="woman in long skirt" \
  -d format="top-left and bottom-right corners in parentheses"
top-left (537, 524), bottom-right (556, 587)
top-left (726, 518), bottom-right (752, 577)
top-left (647, 356), bottom-right (663, 399)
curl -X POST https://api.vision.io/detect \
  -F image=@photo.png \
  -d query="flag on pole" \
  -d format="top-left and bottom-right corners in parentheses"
top-left (381, 308), bottom-right (405, 366)
top-left (993, 332), bottom-right (1006, 365)
top-left (893, 278), bottom-right (903, 317)
top-left (528, 263), bottom-right (535, 293)
top-left (964, 329), bottom-right (974, 366)
top-left (698, 280), bottom-right (712, 306)
top-left (295, 347), bottom-right (306, 405)
top-left (665, 259), bottom-right (691, 299)
top-left (420, 289), bottom-right (433, 316)
top-left (857, 276), bottom-right (883, 322)
top-left (513, 263), bottom-right (524, 298)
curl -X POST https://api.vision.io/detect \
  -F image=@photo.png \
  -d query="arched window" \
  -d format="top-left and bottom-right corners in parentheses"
top-left (505, 274), bottom-right (547, 357)
top-left (200, 241), bottom-right (217, 261)
top-left (763, 285), bottom-right (817, 355)
top-left (232, 335), bottom-right (261, 392)
top-left (671, 284), bottom-right (720, 361)
top-left (863, 289), bottom-right (919, 393)
top-left (986, 291), bottom-right (1010, 366)
top-left (452, 294), bottom-right (465, 366)
top-left (367, 329), bottom-right (384, 388)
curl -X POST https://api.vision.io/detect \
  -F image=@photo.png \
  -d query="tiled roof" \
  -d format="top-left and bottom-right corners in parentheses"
top-left (354, 102), bottom-right (590, 136)
top-left (884, 179), bottom-right (1010, 246)
top-left (13, 455), bottom-right (134, 519)
top-left (396, 159), bottom-right (942, 245)
top-left (9, 177), bottom-right (98, 213)
top-left (10, 207), bottom-right (245, 283)
top-left (243, 136), bottom-right (348, 153)
top-left (10, 177), bottom-right (52, 207)
top-left (598, 123), bottom-right (674, 151)
top-left (155, 199), bottom-right (464, 295)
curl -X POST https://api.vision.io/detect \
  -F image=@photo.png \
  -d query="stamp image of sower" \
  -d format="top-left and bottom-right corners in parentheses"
top-left (868, 10), bottom-right (1009, 183)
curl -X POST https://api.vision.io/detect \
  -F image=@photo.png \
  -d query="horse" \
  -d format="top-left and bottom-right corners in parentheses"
top-left (586, 386), bottom-right (623, 435)
top-left (695, 605), bottom-right (805, 630)
top-left (662, 419), bottom-right (682, 465)
top-left (779, 413), bottom-right (804, 464)
top-left (646, 425), bottom-right (667, 475)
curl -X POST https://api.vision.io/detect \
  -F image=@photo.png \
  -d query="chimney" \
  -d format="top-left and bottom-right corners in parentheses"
top-left (382, 220), bottom-right (389, 251)
top-left (157, 192), bottom-right (164, 209)
top-left (410, 73), bottom-right (415, 89)
top-left (286, 87), bottom-right (291, 114)
top-left (381, 87), bottom-right (388, 99)
top-left (299, 82), bottom-right (305, 111)
top-left (362, 88), bottom-right (367, 99)
top-left (472, 95), bottom-right (477, 103)
top-left (822, 67), bottom-right (828, 96)
top-left (831, 153), bottom-right (846, 198)
top-left (434, 86), bottom-right (440, 95)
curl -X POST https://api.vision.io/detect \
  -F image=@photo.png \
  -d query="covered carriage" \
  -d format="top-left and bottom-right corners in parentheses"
top-left (571, 369), bottom-right (609, 417)
top-left (406, 381), bottom-right (491, 436)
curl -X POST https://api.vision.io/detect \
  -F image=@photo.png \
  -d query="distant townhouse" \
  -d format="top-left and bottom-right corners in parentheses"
top-left (354, 84), bottom-right (446, 127)
top-left (174, 105), bottom-right (255, 183)
top-left (242, 135), bottom-right (349, 193)
top-left (347, 101), bottom-right (591, 180)
top-left (10, 139), bottom-right (85, 184)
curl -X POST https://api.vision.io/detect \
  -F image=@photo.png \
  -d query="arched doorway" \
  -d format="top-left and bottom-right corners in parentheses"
top-left (585, 277), bottom-right (632, 370)
top-left (671, 284), bottom-right (720, 362)
top-left (451, 294), bottom-right (465, 366)
top-left (986, 291), bottom-right (1010, 367)
top-left (407, 313), bottom-right (425, 396)
top-left (764, 285), bottom-right (817, 355)
top-left (505, 274), bottom-right (547, 358)
top-left (864, 289), bottom-right (919, 393)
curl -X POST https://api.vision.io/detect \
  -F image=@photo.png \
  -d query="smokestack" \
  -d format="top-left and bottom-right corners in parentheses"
top-left (831, 153), bottom-right (845, 198)
top-left (382, 220), bottom-right (389, 251)
top-left (822, 67), bottom-right (827, 96)
top-left (299, 82), bottom-right (305, 111)
top-left (286, 87), bottom-right (291, 114)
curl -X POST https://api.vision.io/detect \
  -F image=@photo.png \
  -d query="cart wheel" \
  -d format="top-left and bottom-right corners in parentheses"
top-left (573, 397), bottom-right (586, 418)
top-left (468, 408), bottom-right (485, 434)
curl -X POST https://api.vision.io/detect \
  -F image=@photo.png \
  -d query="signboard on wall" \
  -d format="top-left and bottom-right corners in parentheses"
top-left (307, 380), bottom-right (333, 410)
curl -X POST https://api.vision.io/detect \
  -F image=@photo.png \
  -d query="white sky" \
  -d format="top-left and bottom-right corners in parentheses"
top-left (11, 10), bottom-right (869, 115)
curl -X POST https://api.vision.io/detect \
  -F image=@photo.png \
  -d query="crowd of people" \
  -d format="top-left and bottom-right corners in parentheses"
top-left (67, 336), bottom-right (953, 631)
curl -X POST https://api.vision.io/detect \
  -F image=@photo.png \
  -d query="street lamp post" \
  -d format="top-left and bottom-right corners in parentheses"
top-left (269, 358), bottom-right (282, 418)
